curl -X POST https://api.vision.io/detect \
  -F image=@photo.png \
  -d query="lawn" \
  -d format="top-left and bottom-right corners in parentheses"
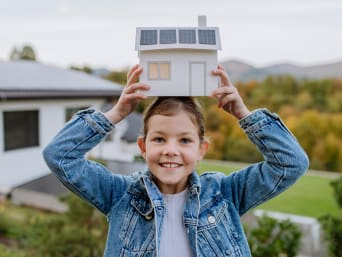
top-left (197, 159), bottom-right (341, 218)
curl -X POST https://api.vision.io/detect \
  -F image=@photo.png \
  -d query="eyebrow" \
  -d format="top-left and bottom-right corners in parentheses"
top-left (149, 130), bottom-right (196, 137)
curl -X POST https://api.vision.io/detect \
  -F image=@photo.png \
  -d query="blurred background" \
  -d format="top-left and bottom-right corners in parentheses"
top-left (1, 0), bottom-right (341, 69)
top-left (0, 1), bottom-right (342, 257)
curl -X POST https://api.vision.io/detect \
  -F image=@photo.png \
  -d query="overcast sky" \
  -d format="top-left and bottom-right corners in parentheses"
top-left (0, 0), bottom-right (341, 69)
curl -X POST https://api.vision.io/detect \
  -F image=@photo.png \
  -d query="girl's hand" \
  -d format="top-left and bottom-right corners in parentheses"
top-left (104, 64), bottom-right (150, 124)
top-left (211, 64), bottom-right (251, 120)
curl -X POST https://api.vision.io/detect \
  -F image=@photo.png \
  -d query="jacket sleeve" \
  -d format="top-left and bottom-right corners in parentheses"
top-left (221, 108), bottom-right (309, 216)
top-left (42, 109), bottom-right (131, 215)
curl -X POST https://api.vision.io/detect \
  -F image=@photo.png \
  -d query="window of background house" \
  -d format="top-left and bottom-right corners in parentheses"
top-left (65, 106), bottom-right (89, 122)
top-left (65, 106), bottom-right (113, 141)
top-left (148, 62), bottom-right (170, 80)
top-left (3, 110), bottom-right (39, 151)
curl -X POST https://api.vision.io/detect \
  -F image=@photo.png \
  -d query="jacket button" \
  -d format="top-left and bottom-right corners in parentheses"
top-left (145, 213), bottom-right (153, 221)
top-left (225, 249), bottom-right (232, 256)
top-left (208, 215), bottom-right (216, 224)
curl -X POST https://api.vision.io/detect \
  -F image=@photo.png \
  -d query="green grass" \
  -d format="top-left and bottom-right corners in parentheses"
top-left (257, 175), bottom-right (340, 218)
top-left (196, 160), bottom-right (240, 174)
top-left (197, 160), bottom-right (341, 218)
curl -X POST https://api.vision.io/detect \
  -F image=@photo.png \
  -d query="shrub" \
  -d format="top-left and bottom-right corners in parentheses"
top-left (0, 245), bottom-right (28, 257)
top-left (0, 214), bottom-right (10, 236)
top-left (247, 215), bottom-right (302, 257)
top-left (22, 194), bottom-right (107, 257)
top-left (319, 176), bottom-right (342, 257)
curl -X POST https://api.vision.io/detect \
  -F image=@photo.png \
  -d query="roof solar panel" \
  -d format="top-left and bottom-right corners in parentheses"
top-left (179, 29), bottom-right (196, 44)
top-left (160, 30), bottom-right (177, 44)
top-left (198, 29), bottom-right (216, 45)
top-left (140, 30), bottom-right (158, 45)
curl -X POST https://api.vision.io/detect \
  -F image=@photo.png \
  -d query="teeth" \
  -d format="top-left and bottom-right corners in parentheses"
top-left (161, 163), bottom-right (180, 168)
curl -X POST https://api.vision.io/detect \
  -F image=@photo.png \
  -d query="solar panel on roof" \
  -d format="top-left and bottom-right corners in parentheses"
top-left (198, 29), bottom-right (216, 45)
top-left (179, 29), bottom-right (196, 44)
top-left (140, 30), bottom-right (158, 45)
top-left (160, 30), bottom-right (177, 44)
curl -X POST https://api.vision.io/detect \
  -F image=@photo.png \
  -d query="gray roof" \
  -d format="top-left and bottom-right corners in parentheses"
top-left (0, 60), bottom-right (123, 99)
top-left (121, 112), bottom-right (143, 143)
top-left (14, 173), bottom-right (67, 196)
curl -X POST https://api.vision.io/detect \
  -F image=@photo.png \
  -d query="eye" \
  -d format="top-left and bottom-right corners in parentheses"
top-left (153, 137), bottom-right (165, 143)
top-left (180, 138), bottom-right (192, 144)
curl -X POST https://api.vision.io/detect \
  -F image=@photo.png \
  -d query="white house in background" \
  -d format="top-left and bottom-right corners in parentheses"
top-left (0, 60), bottom-right (134, 194)
top-left (135, 15), bottom-right (222, 96)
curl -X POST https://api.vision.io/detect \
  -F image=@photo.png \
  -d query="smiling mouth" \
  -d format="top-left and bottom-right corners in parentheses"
top-left (159, 162), bottom-right (182, 168)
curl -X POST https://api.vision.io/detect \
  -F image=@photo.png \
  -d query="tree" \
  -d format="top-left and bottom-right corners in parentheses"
top-left (104, 70), bottom-right (128, 85)
top-left (70, 65), bottom-right (93, 74)
top-left (9, 44), bottom-right (37, 61)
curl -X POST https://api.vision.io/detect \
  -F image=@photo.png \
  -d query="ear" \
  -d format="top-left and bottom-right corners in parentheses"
top-left (198, 140), bottom-right (210, 161)
top-left (137, 136), bottom-right (146, 159)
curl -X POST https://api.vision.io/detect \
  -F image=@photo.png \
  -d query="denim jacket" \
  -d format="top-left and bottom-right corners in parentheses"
top-left (43, 108), bottom-right (309, 257)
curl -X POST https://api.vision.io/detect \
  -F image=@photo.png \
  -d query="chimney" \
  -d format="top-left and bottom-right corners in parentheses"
top-left (198, 15), bottom-right (207, 27)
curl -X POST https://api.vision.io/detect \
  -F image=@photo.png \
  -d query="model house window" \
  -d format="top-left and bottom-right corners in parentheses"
top-left (148, 63), bottom-right (170, 80)
top-left (3, 110), bottom-right (39, 151)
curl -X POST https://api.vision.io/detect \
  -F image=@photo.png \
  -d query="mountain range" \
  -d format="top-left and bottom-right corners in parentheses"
top-left (92, 59), bottom-right (342, 83)
top-left (220, 59), bottom-right (342, 82)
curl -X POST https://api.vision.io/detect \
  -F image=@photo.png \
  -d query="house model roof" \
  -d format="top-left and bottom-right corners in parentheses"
top-left (0, 60), bottom-right (122, 99)
top-left (135, 16), bottom-right (221, 51)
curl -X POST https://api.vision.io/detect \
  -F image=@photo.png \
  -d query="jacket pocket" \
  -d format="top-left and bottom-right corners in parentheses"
top-left (118, 199), bottom-right (156, 253)
top-left (197, 201), bottom-right (244, 257)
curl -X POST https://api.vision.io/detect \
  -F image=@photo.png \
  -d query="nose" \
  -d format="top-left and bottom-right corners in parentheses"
top-left (162, 141), bottom-right (179, 156)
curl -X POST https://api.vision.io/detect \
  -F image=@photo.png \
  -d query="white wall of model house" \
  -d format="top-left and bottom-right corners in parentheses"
top-left (136, 16), bottom-right (222, 96)
top-left (139, 49), bottom-right (219, 96)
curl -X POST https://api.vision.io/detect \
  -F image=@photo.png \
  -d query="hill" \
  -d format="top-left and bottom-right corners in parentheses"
top-left (221, 59), bottom-right (342, 82)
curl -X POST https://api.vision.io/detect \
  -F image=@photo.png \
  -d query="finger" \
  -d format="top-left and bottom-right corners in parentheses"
top-left (127, 66), bottom-right (142, 86)
top-left (217, 94), bottom-right (237, 108)
top-left (212, 65), bottom-right (234, 87)
top-left (124, 83), bottom-right (150, 94)
top-left (217, 64), bottom-right (225, 71)
top-left (126, 64), bottom-right (140, 81)
top-left (212, 69), bottom-right (230, 86)
top-left (127, 66), bottom-right (143, 86)
top-left (123, 92), bottom-right (149, 102)
top-left (211, 85), bottom-right (236, 98)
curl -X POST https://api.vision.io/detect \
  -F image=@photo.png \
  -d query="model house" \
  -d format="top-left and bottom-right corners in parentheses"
top-left (135, 16), bottom-right (222, 96)
top-left (0, 60), bottom-right (128, 195)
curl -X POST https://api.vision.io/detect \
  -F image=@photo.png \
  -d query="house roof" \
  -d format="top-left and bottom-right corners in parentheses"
top-left (0, 60), bottom-right (123, 100)
top-left (135, 16), bottom-right (221, 52)
top-left (14, 173), bottom-right (67, 196)
top-left (135, 27), bottom-right (221, 51)
top-left (121, 112), bottom-right (143, 143)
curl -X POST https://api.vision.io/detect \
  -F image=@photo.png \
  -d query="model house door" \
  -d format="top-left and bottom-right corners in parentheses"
top-left (190, 62), bottom-right (206, 95)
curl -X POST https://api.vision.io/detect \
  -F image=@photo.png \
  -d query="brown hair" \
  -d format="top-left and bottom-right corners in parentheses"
top-left (142, 97), bottom-right (205, 142)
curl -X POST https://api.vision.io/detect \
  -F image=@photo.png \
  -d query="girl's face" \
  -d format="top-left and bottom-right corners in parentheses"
top-left (137, 111), bottom-right (209, 194)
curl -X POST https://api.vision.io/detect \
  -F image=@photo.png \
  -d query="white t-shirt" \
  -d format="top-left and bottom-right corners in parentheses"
top-left (159, 189), bottom-right (192, 257)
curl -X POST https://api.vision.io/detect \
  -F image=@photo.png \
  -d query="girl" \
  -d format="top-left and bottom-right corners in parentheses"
top-left (43, 64), bottom-right (309, 257)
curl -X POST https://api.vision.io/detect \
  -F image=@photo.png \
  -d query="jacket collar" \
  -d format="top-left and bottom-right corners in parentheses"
top-left (127, 169), bottom-right (201, 220)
